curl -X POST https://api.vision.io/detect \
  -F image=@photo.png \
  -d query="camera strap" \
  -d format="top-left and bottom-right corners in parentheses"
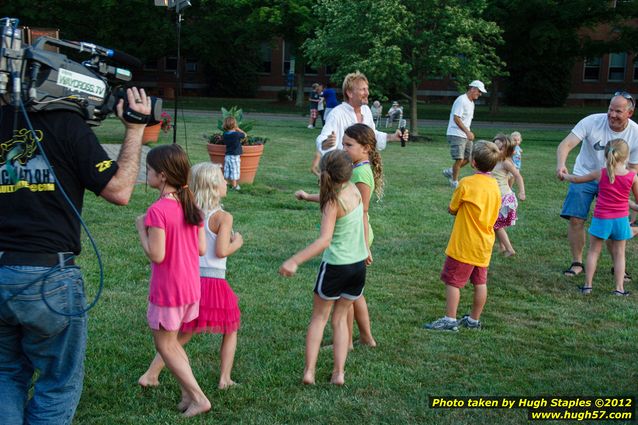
top-left (122, 108), bottom-right (150, 124)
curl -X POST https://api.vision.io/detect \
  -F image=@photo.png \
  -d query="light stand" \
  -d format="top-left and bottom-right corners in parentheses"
top-left (155, 0), bottom-right (191, 144)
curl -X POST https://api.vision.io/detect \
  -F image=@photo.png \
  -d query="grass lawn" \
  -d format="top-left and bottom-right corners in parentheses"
top-left (73, 115), bottom-right (638, 424)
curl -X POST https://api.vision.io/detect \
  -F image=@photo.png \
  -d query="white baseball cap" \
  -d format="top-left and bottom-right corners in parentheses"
top-left (469, 80), bottom-right (487, 93)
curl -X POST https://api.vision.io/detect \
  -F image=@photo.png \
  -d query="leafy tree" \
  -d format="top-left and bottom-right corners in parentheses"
top-left (3, 0), bottom-right (174, 62)
top-left (304, 0), bottom-right (505, 135)
top-left (247, 0), bottom-right (316, 106)
top-left (486, 0), bottom-right (615, 107)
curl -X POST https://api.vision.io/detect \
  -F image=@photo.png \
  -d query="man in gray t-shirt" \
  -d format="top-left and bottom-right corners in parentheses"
top-left (556, 92), bottom-right (638, 278)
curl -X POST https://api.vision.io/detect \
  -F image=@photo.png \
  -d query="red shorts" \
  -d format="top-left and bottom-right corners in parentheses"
top-left (440, 256), bottom-right (488, 288)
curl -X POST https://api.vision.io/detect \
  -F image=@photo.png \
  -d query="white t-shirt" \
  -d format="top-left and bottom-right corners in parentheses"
top-left (571, 114), bottom-right (638, 176)
top-left (315, 102), bottom-right (388, 155)
top-left (446, 93), bottom-right (475, 138)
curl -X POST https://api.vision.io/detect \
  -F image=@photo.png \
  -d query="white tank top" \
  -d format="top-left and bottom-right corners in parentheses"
top-left (200, 208), bottom-right (227, 272)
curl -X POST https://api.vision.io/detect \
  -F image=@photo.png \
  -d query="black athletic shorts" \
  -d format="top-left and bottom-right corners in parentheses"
top-left (314, 261), bottom-right (366, 300)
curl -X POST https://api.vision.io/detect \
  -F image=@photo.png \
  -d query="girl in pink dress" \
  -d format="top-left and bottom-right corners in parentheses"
top-left (136, 144), bottom-right (209, 418)
top-left (492, 134), bottom-right (526, 257)
top-left (138, 162), bottom-right (243, 390)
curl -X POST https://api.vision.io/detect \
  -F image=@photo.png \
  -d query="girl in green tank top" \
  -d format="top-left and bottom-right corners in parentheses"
top-left (280, 150), bottom-right (367, 386)
top-left (342, 123), bottom-right (385, 349)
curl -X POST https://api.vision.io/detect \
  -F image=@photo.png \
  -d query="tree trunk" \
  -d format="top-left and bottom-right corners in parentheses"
top-left (410, 79), bottom-right (419, 136)
top-left (489, 78), bottom-right (500, 114)
top-left (295, 59), bottom-right (305, 108)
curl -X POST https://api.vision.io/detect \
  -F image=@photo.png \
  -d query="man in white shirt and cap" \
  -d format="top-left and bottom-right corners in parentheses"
top-left (442, 80), bottom-right (487, 188)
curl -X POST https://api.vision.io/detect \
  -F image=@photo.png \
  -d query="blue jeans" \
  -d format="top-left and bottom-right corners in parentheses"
top-left (0, 265), bottom-right (87, 425)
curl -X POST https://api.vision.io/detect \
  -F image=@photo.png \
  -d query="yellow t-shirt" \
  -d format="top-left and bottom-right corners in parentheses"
top-left (445, 173), bottom-right (501, 267)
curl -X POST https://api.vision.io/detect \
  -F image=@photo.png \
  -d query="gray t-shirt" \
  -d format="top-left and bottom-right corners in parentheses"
top-left (571, 113), bottom-right (638, 176)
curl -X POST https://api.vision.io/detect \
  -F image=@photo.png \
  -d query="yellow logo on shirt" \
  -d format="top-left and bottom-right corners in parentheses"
top-left (95, 160), bottom-right (113, 172)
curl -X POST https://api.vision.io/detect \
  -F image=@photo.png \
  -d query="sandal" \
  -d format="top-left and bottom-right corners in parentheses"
top-left (610, 267), bottom-right (632, 283)
top-left (578, 285), bottom-right (592, 294)
top-left (611, 290), bottom-right (630, 296)
top-left (563, 262), bottom-right (584, 277)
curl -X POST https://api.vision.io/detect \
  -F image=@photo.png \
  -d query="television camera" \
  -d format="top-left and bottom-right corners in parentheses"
top-left (0, 17), bottom-right (161, 126)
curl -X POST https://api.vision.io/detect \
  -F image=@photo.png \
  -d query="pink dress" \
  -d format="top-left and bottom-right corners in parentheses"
top-left (144, 198), bottom-right (202, 330)
top-left (492, 161), bottom-right (518, 230)
top-left (181, 208), bottom-right (241, 334)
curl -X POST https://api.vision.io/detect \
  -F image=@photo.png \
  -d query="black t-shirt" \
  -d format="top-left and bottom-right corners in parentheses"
top-left (0, 107), bottom-right (118, 254)
top-left (223, 131), bottom-right (244, 155)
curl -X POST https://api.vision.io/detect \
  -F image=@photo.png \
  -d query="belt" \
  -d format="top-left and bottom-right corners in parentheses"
top-left (0, 251), bottom-right (76, 267)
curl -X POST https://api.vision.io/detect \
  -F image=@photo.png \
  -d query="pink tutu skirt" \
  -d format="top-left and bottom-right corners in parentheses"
top-left (494, 192), bottom-right (518, 230)
top-left (180, 277), bottom-right (240, 334)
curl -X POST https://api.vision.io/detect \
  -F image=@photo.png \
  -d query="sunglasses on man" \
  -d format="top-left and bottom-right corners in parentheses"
top-left (614, 91), bottom-right (635, 108)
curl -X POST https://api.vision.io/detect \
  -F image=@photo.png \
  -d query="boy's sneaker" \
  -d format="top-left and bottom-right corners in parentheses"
top-left (423, 317), bottom-right (458, 331)
top-left (457, 314), bottom-right (481, 329)
top-left (233, 185), bottom-right (241, 191)
top-left (449, 179), bottom-right (458, 189)
top-left (442, 167), bottom-right (453, 178)
top-left (307, 124), bottom-right (314, 129)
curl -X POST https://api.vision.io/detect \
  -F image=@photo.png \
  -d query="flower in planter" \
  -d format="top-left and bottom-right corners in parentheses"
top-left (204, 106), bottom-right (268, 146)
top-left (203, 133), bottom-right (268, 146)
top-left (160, 111), bottom-right (172, 133)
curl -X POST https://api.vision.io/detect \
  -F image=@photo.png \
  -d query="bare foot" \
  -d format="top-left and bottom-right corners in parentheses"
top-left (218, 379), bottom-right (237, 390)
top-left (302, 370), bottom-right (315, 385)
top-left (182, 398), bottom-right (211, 418)
top-left (137, 373), bottom-right (159, 388)
top-left (503, 250), bottom-right (516, 257)
top-left (330, 372), bottom-right (345, 386)
top-left (358, 337), bottom-right (377, 348)
top-left (177, 396), bottom-right (191, 412)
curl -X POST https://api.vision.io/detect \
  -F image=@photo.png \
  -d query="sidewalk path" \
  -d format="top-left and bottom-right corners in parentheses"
top-left (101, 144), bottom-right (150, 184)
top-left (180, 109), bottom-right (572, 132)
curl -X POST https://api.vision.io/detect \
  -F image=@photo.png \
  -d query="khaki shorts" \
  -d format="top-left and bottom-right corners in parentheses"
top-left (447, 135), bottom-right (472, 160)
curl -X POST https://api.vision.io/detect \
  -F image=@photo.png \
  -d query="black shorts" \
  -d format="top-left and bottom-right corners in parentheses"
top-left (314, 261), bottom-right (366, 301)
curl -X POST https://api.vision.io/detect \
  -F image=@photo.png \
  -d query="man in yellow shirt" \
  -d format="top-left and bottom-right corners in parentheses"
top-left (424, 141), bottom-right (501, 331)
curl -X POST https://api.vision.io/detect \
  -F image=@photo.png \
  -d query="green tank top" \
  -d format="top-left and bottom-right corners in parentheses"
top-left (322, 200), bottom-right (368, 265)
top-left (351, 163), bottom-right (374, 245)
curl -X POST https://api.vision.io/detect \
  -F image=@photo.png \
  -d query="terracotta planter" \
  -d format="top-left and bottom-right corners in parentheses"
top-left (142, 123), bottom-right (162, 144)
top-left (206, 143), bottom-right (265, 184)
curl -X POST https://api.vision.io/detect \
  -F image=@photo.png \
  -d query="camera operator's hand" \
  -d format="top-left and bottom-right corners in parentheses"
top-left (117, 87), bottom-right (151, 129)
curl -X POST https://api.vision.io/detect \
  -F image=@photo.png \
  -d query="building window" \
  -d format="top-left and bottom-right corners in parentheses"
top-left (144, 58), bottom-right (158, 71)
top-left (608, 52), bottom-right (626, 81)
top-left (259, 42), bottom-right (272, 74)
top-left (185, 58), bottom-right (198, 73)
top-left (165, 56), bottom-right (178, 72)
top-left (304, 63), bottom-right (318, 75)
top-left (583, 57), bottom-right (601, 81)
top-left (283, 41), bottom-right (293, 75)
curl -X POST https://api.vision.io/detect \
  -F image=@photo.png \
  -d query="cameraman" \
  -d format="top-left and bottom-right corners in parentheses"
top-left (0, 87), bottom-right (150, 425)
